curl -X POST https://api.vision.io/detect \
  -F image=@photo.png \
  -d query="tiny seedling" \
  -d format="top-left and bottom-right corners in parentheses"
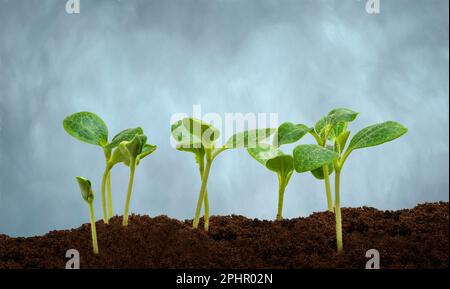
top-left (63, 112), bottom-right (153, 224)
top-left (108, 133), bottom-right (157, 226)
top-left (247, 142), bottom-right (337, 220)
top-left (274, 108), bottom-right (358, 212)
top-left (171, 117), bottom-right (275, 231)
top-left (75, 176), bottom-right (99, 255)
top-left (295, 108), bottom-right (408, 253)
top-left (247, 144), bottom-right (293, 220)
top-left (63, 112), bottom-right (111, 223)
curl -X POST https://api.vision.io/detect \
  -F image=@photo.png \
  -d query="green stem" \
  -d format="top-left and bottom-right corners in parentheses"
top-left (335, 169), bottom-right (343, 254)
top-left (198, 157), bottom-right (210, 232)
top-left (88, 202), bottom-right (99, 255)
top-left (276, 175), bottom-right (287, 221)
top-left (107, 172), bottom-right (113, 220)
top-left (100, 166), bottom-right (111, 224)
top-left (193, 159), bottom-right (212, 229)
top-left (123, 159), bottom-right (136, 226)
top-left (323, 165), bottom-right (333, 212)
top-left (204, 189), bottom-right (209, 232)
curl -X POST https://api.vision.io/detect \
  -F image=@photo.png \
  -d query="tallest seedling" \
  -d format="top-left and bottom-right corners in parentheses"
top-left (296, 108), bottom-right (408, 253)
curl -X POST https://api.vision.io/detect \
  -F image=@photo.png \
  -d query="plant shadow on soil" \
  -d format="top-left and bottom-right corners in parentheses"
top-left (0, 202), bottom-right (448, 269)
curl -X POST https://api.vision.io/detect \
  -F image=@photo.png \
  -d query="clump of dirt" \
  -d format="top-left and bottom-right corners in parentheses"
top-left (0, 202), bottom-right (448, 269)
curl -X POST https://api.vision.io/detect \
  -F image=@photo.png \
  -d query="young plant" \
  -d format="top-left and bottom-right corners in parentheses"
top-left (247, 144), bottom-right (294, 220)
top-left (171, 122), bottom-right (210, 230)
top-left (112, 133), bottom-right (157, 226)
top-left (63, 112), bottom-right (151, 224)
top-left (64, 112), bottom-right (111, 223)
top-left (296, 109), bottom-right (408, 253)
top-left (171, 118), bottom-right (275, 231)
top-left (274, 108), bottom-right (358, 212)
top-left (75, 176), bottom-right (99, 255)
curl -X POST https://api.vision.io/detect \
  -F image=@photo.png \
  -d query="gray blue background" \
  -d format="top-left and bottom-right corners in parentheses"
top-left (0, 0), bottom-right (448, 237)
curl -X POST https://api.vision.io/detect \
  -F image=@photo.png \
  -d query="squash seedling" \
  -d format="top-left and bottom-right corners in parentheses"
top-left (274, 108), bottom-right (358, 212)
top-left (294, 111), bottom-right (408, 253)
top-left (330, 120), bottom-right (408, 253)
top-left (64, 112), bottom-right (111, 223)
top-left (171, 118), bottom-right (275, 231)
top-left (247, 144), bottom-right (294, 220)
top-left (112, 133), bottom-right (157, 226)
top-left (63, 112), bottom-right (152, 224)
top-left (171, 121), bottom-right (211, 230)
top-left (75, 176), bottom-right (99, 255)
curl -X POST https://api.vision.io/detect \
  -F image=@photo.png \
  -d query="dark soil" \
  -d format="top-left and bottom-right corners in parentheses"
top-left (0, 202), bottom-right (448, 269)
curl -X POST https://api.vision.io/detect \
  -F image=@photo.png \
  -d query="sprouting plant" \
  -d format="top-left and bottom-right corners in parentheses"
top-left (247, 144), bottom-right (293, 220)
top-left (75, 176), bottom-right (99, 255)
top-left (273, 108), bottom-right (358, 212)
top-left (171, 117), bottom-right (275, 231)
top-left (63, 112), bottom-right (110, 223)
top-left (109, 133), bottom-right (157, 226)
top-left (295, 108), bottom-right (408, 253)
top-left (247, 142), bottom-right (337, 220)
top-left (63, 112), bottom-right (153, 224)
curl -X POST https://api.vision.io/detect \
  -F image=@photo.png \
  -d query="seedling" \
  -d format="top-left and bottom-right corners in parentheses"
top-left (295, 108), bottom-right (408, 253)
top-left (109, 133), bottom-right (157, 226)
top-left (247, 142), bottom-right (337, 220)
top-left (171, 117), bottom-right (275, 231)
top-left (75, 176), bottom-right (99, 255)
top-left (274, 108), bottom-right (358, 212)
top-left (63, 112), bottom-right (111, 222)
top-left (247, 144), bottom-right (293, 220)
top-left (63, 112), bottom-right (153, 224)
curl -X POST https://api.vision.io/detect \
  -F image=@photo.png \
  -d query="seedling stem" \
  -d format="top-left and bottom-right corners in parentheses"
top-left (276, 175), bottom-right (287, 221)
top-left (123, 158), bottom-right (136, 226)
top-left (334, 167), bottom-right (343, 254)
top-left (88, 201), bottom-right (99, 255)
top-left (193, 149), bottom-right (213, 229)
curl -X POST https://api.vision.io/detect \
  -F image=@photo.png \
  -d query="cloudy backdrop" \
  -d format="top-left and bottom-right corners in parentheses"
top-left (0, 0), bottom-right (448, 237)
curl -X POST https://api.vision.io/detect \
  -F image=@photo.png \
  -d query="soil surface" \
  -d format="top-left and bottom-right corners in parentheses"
top-left (0, 202), bottom-right (448, 269)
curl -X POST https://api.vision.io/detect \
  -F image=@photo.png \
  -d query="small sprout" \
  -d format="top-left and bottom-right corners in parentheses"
top-left (275, 108), bottom-right (359, 212)
top-left (247, 144), bottom-right (293, 220)
top-left (319, 114), bottom-right (408, 253)
top-left (102, 127), bottom-right (145, 221)
top-left (63, 112), bottom-right (150, 224)
top-left (113, 134), bottom-right (157, 226)
top-left (75, 176), bottom-right (99, 255)
top-left (171, 117), bottom-right (275, 231)
top-left (63, 112), bottom-right (112, 223)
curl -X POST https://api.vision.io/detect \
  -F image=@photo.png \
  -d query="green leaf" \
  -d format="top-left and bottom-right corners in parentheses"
top-left (293, 144), bottom-right (338, 173)
top-left (75, 176), bottom-right (94, 203)
top-left (63, 112), bottom-right (108, 147)
top-left (247, 144), bottom-right (293, 180)
top-left (136, 144), bottom-right (157, 165)
top-left (266, 155), bottom-right (294, 176)
top-left (274, 122), bottom-right (310, 147)
top-left (314, 108), bottom-right (358, 136)
top-left (109, 145), bottom-right (131, 167)
top-left (348, 121), bottom-right (408, 151)
top-left (105, 127), bottom-right (144, 149)
top-left (120, 134), bottom-right (147, 159)
top-left (335, 130), bottom-right (351, 154)
top-left (181, 118), bottom-right (220, 148)
top-left (310, 162), bottom-right (334, 179)
top-left (225, 128), bottom-right (276, 149)
top-left (247, 143), bottom-right (284, 166)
